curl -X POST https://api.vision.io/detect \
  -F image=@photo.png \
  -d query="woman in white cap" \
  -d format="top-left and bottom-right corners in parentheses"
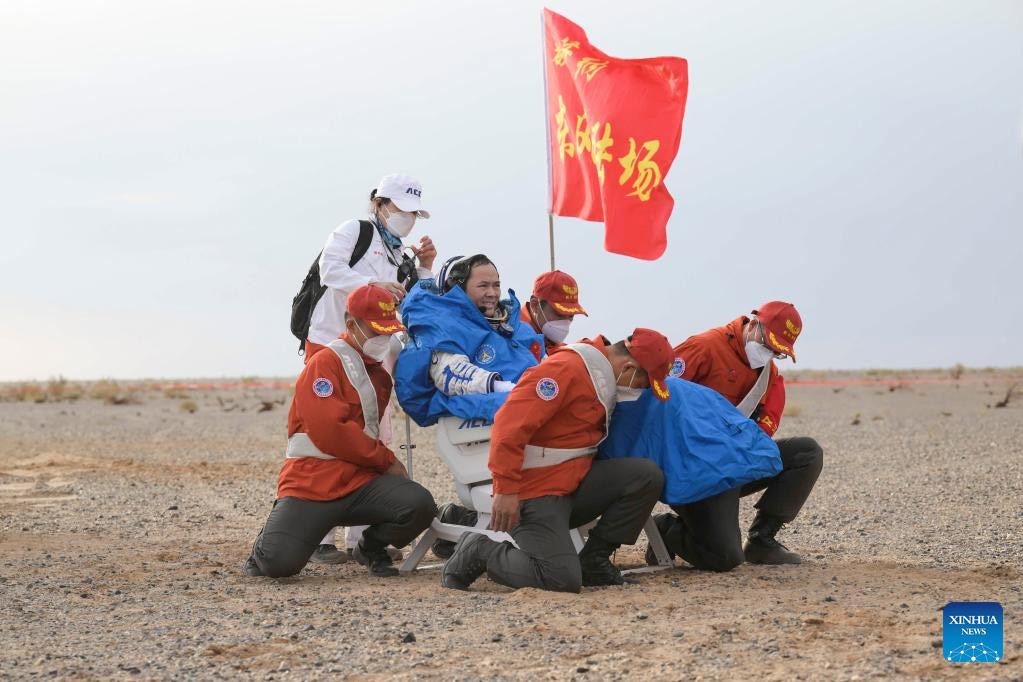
top-left (306, 173), bottom-right (438, 565)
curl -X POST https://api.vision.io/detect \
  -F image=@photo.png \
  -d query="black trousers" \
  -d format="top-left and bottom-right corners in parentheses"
top-left (661, 436), bottom-right (823, 572)
top-left (249, 475), bottom-right (436, 577)
top-left (485, 458), bottom-right (663, 593)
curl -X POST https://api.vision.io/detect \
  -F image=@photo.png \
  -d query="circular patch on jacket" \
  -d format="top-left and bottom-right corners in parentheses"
top-left (669, 357), bottom-right (686, 378)
top-left (536, 378), bottom-right (559, 401)
top-left (312, 377), bottom-right (334, 398)
top-left (475, 344), bottom-right (496, 365)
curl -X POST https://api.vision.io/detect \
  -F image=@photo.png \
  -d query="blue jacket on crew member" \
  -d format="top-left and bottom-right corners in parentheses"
top-left (599, 377), bottom-right (782, 505)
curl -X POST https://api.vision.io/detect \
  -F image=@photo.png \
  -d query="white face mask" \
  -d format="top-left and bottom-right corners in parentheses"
top-left (542, 319), bottom-right (571, 344)
top-left (615, 367), bottom-right (643, 401)
top-left (362, 335), bottom-right (391, 362)
top-left (745, 341), bottom-right (774, 369)
top-left (533, 303), bottom-right (571, 344)
top-left (354, 322), bottom-right (391, 361)
top-left (616, 387), bottom-right (643, 402)
top-left (381, 207), bottom-right (415, 238)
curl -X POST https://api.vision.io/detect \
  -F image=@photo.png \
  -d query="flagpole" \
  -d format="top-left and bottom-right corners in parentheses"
top-left (540, 10), bottom-right (556, 270)
top-left (547, 213), bottom-right (556, 270)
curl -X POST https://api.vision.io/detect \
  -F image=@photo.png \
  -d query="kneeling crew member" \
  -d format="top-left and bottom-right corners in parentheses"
top-left (246, 285), bottom-right (437, 578)
top-left (657, 301), bottom-right (823, 567)
top-left (442, 329), bottom-right (672, 593)
top-left (433, 268), bottom-right (591, 555)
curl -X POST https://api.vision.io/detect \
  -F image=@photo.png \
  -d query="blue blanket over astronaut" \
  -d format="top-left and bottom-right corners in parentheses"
top-left (394, 280), bottom-right (544, 427)
top-left (598, 377), bottom-right (782, 505)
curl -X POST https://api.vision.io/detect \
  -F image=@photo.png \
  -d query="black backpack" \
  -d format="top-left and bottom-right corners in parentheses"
top-left (290, 220), bottom-right (374, 354)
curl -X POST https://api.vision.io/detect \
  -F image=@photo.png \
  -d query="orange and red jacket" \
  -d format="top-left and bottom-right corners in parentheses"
top-left (277, 333), bottom-right (397, 501)
top-left (519, 305), bottom-right (550, 359)
top-left (489, 336), bottom-right (611, 500)
top-left (673, 316), bottom-right (786, 436)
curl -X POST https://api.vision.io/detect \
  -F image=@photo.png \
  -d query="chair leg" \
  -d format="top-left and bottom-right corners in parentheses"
top-left (399, 524), bottom-right (437, 575)
top-left (569, 528), bottom-right (586, 553)
top-left (644, 515), bottom-right (673, 567)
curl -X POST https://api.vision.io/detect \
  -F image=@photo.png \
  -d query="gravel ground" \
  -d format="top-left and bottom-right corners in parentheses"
top-left (1, 372), bottom-right (1021, 680)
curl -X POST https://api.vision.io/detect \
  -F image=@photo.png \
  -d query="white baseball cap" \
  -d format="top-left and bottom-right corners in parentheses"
top-left (375, 173), bottom-right (430, 218)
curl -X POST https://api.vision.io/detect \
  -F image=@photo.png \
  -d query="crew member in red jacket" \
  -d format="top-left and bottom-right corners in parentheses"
top-left (432, 269), bottom-right (591, 558)
top-left (442, 329), bottom-right (671, 593)
top-left (520, 270), bottom-right (587, 354)
top-left (652, 301), bottom-right (823, 568)
top-left (245, 285), bottom-right (436, 578)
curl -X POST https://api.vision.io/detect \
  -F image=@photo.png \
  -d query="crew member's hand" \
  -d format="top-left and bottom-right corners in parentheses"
top-left (385, 459), bottom-right (408, 478)
top-left (370, 281), bottom-right (406, 301)
top-left (489, 493), bottom-right (520, 533)
top-left (412, 235), bottom-right (436, 270)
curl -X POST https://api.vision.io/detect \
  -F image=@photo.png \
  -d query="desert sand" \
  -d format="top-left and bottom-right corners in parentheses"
top-left (1, 371), bottom-right (1021, 680)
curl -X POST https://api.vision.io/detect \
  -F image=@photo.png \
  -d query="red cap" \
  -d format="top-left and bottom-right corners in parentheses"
top-left (752, 301), bottom-right (801, 362)
top-left (627, 328), bottom-right (674, 401)
top-left (532, 271), bottom-right (588, 316)
top-left (347, 285), bottom-right (407, 335)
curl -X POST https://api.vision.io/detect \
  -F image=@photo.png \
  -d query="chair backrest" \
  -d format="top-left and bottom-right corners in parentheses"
top-left (435, 416), bottom-right (493, 487)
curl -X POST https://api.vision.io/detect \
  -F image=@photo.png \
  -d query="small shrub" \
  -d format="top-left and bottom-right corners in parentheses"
top-left (90, 380), bottom-right (140, 405)
top-left (994, 384), bottom-right (1017, 409)
top-left (950, 363), bottom-right (965, 381)
top-left (1, 379), bottom-right (83, 403)
top-left (180, 400), bottom-right (198, 414)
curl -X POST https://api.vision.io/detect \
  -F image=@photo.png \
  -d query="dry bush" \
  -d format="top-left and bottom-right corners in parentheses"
top-left (783, 404), bottom-right (803, 417)
top-left (994, 384), bottom-right (1018, 409)
top-left (46, 376), bottom-right (83, 401)
top-left (164, 388), bottom-right (191, 400)
top-left (180, 400), bottom-right (198, 414)
top-left (0, 383), bottom-right (44, 403)
top-left (1, 377), bottom-right (84, 403)
top-left (950, 363), bottom-right (965, 381)
top-left (89, 380), bottom-right (140, 405)
top-left (0, 382), bottom-right (38, 402)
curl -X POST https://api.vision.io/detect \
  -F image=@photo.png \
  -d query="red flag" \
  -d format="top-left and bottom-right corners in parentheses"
top-left (543, 9), bottom-right (688, 260)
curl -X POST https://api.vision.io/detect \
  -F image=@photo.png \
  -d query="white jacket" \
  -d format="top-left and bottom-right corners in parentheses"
top-left (307, 218), bottom-right (433, 346)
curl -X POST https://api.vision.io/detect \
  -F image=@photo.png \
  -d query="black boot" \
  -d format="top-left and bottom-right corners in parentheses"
top-left (441, 532), bottom-right (498, 591)
top-left (580, 532), bottom-right (637, 586)
top-left (353, 539), bottom-right (400, 577)
top-left (744, 513), bottom-right (801, 565)
top-left (432, 504), bottom-right (480, 559)
top-left (645, 512), bottom-right (678, 567)
top-left (243, 555), bottom-right (263, 577)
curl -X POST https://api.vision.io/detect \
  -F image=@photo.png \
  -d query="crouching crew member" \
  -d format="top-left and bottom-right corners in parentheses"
top-left (521, 270), bottom-right (588, 353)
top-left (442, 329), bottom-right (673, 593)
top-left (246, 285), bottom-right (437, 578)
top-left (433, 268), bottom-right (591, 557)
top-left (655, 301), bottom-right (823, 568)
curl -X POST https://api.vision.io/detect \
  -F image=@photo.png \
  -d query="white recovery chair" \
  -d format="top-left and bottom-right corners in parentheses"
top-left (399, 416), bottom-right (673, 575)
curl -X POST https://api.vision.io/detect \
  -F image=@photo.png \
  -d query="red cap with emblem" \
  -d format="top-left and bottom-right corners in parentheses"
top-left (347, 285), bottom-right (407, 335)
top-left (532, 270), bottom-right (588, 316)
top-left (627, 328), bottom-right (674, 401)
top-left (752, 301), bottom-right (801, 362)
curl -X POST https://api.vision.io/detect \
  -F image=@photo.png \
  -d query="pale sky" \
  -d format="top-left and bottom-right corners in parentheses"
top-left (1, 0), bottom-right (1021, 381)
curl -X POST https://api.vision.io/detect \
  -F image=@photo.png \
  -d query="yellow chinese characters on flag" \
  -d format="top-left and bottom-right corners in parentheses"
top-left (544, 8), bottom-right (688, 260)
